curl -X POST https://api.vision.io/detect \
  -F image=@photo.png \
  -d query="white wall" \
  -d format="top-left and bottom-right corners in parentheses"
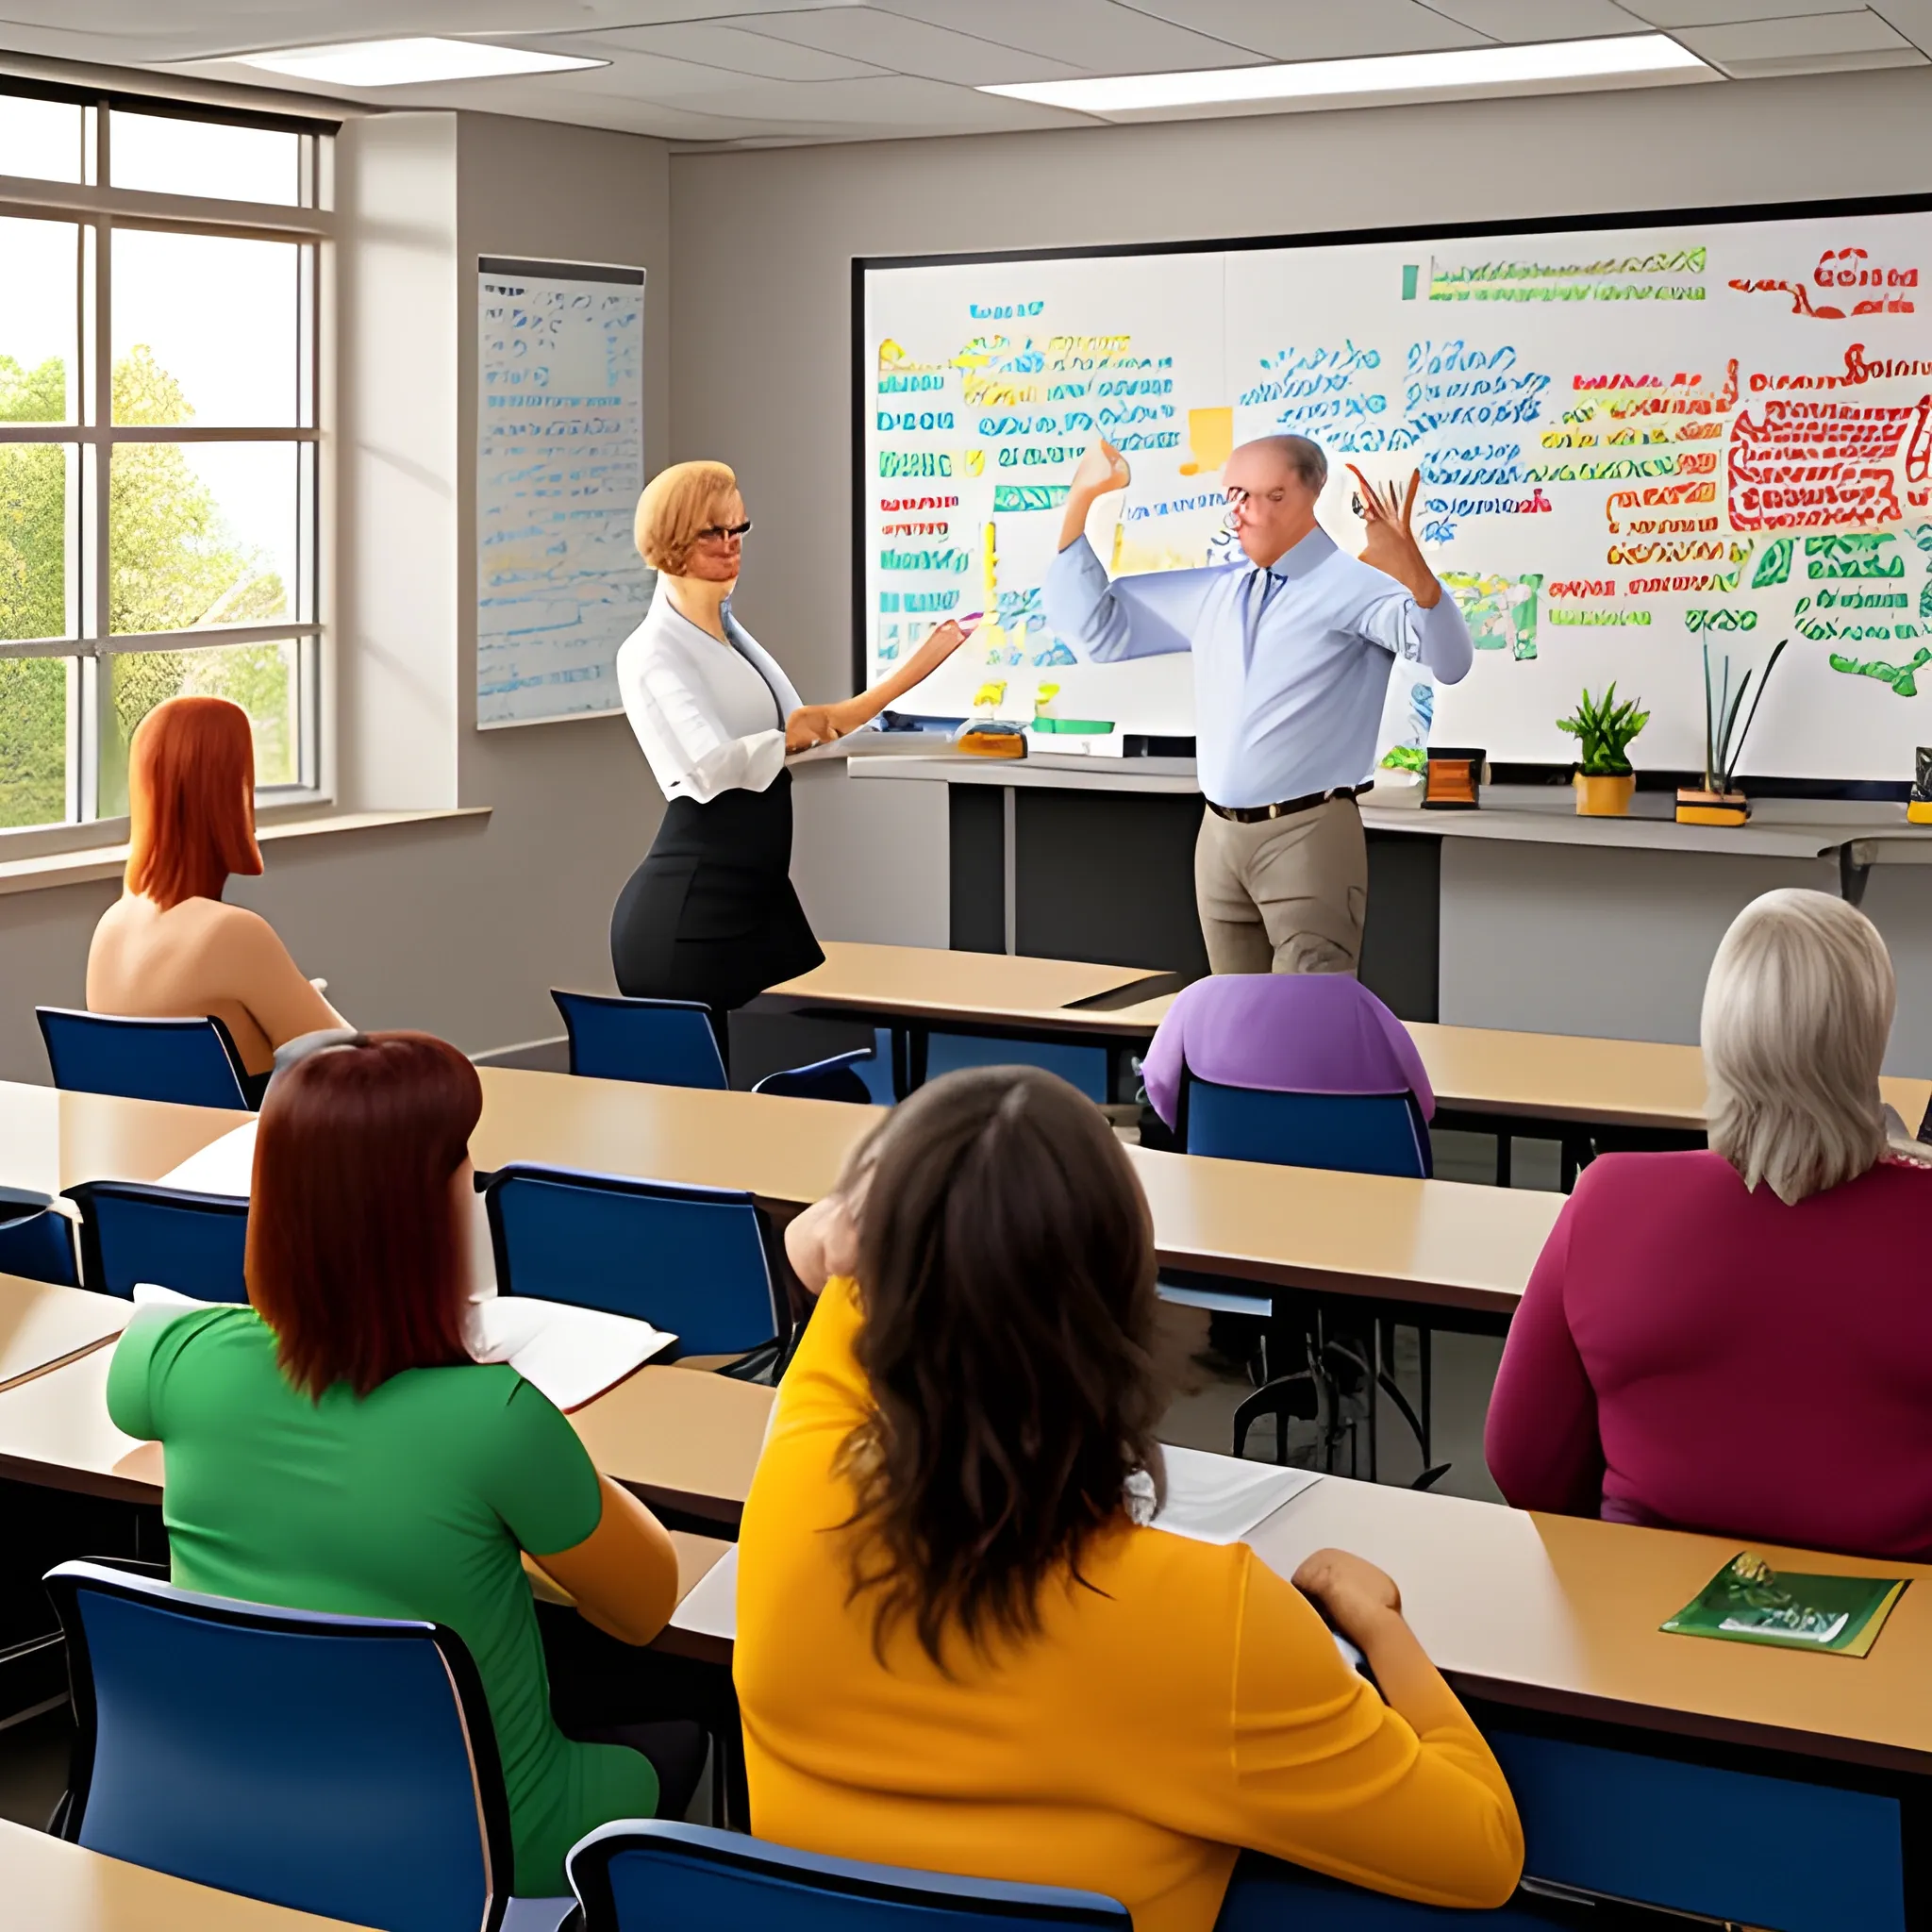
top-left (669, 69), bottom-right (1932, 1063)
top-left (0, 109), bottom-right (671, 1084)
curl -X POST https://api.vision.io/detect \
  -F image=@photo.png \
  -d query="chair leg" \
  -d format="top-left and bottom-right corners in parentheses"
top-left (1231, 1373), bottom-right (1320, 1464)
top-left (1420, 1325), bottom-right (1433, 1466)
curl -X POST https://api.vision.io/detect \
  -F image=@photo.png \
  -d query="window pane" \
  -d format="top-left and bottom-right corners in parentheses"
top-left (0, 656), bottom-right (71, 829)
top-left (110, 110), bottom-right (300, 208)
top-left (0, 215), bottom-right (77, 424)
top-left (110, 441), bottom-right (298, 634)
top-left (0, 444), bottom-right (73, 641)
top-left (99, 639), bottom-right (301, 816)
top-left (0, 93), bottom-right (84, 184)
top-left (112, 229), bottom-right (303, 426)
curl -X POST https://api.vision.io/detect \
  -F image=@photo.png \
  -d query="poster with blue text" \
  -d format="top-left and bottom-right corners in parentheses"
top-left (476, 258), bottom-right (646, 728)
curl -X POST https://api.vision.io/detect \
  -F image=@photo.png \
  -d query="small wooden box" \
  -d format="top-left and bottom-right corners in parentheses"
top-left (1676, 788), bottom-right (1749, 827)
top-left (1424, 745), bottom-right (1485, 810)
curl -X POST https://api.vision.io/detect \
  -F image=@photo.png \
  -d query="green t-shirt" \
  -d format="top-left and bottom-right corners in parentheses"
top-left (107, 1305), bottom-right (659, 1895)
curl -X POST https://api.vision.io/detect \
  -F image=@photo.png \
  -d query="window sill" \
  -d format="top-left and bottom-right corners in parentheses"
top-left (0, 807), bottom-right (492, 899)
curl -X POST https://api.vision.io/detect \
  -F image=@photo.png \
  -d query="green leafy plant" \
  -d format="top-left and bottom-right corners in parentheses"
top-left (1703, 639), bottom-right (1789, 794)
top-left (1557, 682), bottom-right (1650, 775)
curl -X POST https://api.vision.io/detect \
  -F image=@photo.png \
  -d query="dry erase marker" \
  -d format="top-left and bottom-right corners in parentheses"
top-left (957, 611), bottom-right (984, 633)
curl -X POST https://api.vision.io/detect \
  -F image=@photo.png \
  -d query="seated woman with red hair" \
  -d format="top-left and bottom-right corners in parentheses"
top-left (87, 696), bottom-right (345, 1102)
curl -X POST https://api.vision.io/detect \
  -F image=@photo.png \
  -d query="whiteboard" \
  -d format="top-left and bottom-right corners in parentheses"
top-left (858, 202), bottom-right (1932, 788)
top-left (476, 258), bottom-right (647, 729)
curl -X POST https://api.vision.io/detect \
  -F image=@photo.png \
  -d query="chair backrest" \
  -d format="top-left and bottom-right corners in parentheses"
top-left (919, 1031), bottom-right (1110, 1104)
top-left (0, 1186), bottom-right (79, 1287)
top-left (45, 1557), bottom-right (513, 1932)
top-left (550, 990), bottom-right (727, 1091)
top-left (38, 1007), bottom-right (252, 1111)
top-left (1179, 1076), bottom-right (1432, 1179)
top-left (752, 1045), bottom-right (879, 1106)
top-left (484, 1163), bottom-right (780, 1357)
top-left (569, 1822), bottom-right (1130, 1932)
top-left (62, 1180), bottom-right (251, 1301)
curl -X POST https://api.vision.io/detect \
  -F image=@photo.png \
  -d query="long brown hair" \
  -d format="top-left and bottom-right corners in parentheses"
top-left (835, 1067), bottom-right (1167, 1669)
top-left (125, 696), bottom-right (262, 909)
top-left (247, 1032), bottom-right (482, 1399)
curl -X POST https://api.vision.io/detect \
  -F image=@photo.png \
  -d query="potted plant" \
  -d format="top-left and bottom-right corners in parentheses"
top-left (1557, 683), bottom-right (1649, 816)
top-left (1677, 639), bottom-right (1788, 826)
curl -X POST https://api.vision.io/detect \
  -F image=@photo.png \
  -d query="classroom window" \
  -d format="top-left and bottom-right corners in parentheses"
top-left (0, 88), bottom-right (328, 835)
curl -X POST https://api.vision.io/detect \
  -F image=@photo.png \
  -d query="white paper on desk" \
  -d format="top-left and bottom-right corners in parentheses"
top-left (670, 1542), bottom-right (739, 1642)
top-left (158, 1120), bottom-right (499, 1299)
top-left (159, 1121), bottom-right (257, 1195)
top-left (1143, 1445), bottom-right (1321, 1546)
top-left (133, 1283), bottom-right (671, 1414)
top-left (467, 1296), bottom-right (675, 1412)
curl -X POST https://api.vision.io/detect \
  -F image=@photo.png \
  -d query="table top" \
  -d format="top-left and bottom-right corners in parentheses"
top-left (571, 1365), bottom-right (775, 1525)
top-left (766, 941), bottom-right (1167, 1027)
top-left (0, 1274), bottom-right (127, 1393)
top-left (0, 1082), bottom-right (249, 1196)
top-left (3, 1818), bottom-right (377, 1932)
top-left (0, 1337), bottom-right (777, 1522)
top-left (473, 1067), bottom-right (880, 1209)
top-left (1126, 1146), bottom-right (1558, 1316)
top-left (1249, 1477), bottom-right (1932, 1774)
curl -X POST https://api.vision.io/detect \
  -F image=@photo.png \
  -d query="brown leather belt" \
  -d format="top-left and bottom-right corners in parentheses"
top-left (1206, 784), bottom-right (1369, 824)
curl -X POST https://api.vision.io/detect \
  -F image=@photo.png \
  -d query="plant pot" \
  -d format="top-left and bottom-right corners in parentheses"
top-left (1574, 772), bottom-right (1635, 817)
top-left (1676, 788), bottom-right (1750, 827)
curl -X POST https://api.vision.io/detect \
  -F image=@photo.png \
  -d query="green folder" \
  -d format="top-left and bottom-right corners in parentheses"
top-left (1031, 717), bottom-right (1115, 735)
top-left (1661, 1552), bottom-right (1907, 1657)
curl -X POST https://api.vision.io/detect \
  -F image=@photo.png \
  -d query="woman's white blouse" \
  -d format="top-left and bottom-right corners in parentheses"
top-left (616, 589), bottom-right (805, 805)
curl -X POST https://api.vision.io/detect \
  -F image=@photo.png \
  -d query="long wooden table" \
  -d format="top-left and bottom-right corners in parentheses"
top-left (0, 1273), bottom-right (128, 1394)
top-left (6, 1817), bottom-right (376, 1932)
top-left (0, 1077), bottom-right (1555, 1319)
top-left (765, 940), bottom-right (1932, 1140)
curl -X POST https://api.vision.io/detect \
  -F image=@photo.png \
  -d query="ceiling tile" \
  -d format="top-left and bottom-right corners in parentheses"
top-left (1622, 0), bottom-right (1867, 23)
top-left (1674, 6), bottom-right (1911, 58)
top-left (1425, 0), bottom-right (1653, 38)
top-left (599, 69), bottom-right (1092, 136)
top-left (1120, 0), bottom-right (1491, 59)
top-left (875, 0), bottom-right (1260, 71)
top-left (564, 21), bottom-right (888, 79)
top-left (1869, 1), bottom-right (1932, 50)
top-left (714, 6), bottom-right (1085, 82)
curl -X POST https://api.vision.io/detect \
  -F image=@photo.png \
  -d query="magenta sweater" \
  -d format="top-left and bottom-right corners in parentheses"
top-left (1486, 1148), bottom-right (1932, 1559)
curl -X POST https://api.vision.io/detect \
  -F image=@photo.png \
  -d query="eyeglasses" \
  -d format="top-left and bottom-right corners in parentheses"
top-left (696, 519), bottom-right (753, 542)
top-left (1222, 488), bottom-right (1286, 531)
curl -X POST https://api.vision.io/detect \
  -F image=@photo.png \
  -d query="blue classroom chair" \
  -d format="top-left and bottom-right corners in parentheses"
top-left (920, 1031), bottom-right (1111, 1104)
top-left (1174, 1074), bottom-right (1434, 1483)
top-left (753, 1043), bottom-right (888, 1106)
top-left (484, 1162), bottom-right (782, 1375)
top-left (62, 1180), bottom-right (250, 1303)
top-left (38, 1007), bottom-right (254, 1111)
top-left (568, 1821), bottom-right (1129, 1931)
top-left (1176, 1075), bottom-right (1432, 1179)
top-left (45, 1557), bottom-right (570, 1932)
top-left (551, 990), bottom-right (727, 1091)
top-left (0, 1186), bottom-right (79, 1287)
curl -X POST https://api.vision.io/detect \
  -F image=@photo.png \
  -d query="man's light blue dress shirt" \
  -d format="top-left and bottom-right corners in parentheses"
top-left (1041, 527), bottom-right (1474, 810)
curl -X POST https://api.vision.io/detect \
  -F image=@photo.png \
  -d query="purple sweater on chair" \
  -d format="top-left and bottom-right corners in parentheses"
top-left (1141, 974), bottom-right (1434, 1130)
top-left (1487, 1148), bottom-right (1932, 1560)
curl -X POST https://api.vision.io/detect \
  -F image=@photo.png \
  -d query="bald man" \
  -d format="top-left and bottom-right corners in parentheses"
top-left (1043, 434), bottom-right (1472, 975)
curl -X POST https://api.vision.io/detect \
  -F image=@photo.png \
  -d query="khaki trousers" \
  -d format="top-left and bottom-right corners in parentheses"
top-left (1193, 795), bottom-right (1367, 974)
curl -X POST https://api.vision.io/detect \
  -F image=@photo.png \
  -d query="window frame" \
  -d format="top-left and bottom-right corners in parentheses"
top-left (0, 81), bottom-right (337, 847)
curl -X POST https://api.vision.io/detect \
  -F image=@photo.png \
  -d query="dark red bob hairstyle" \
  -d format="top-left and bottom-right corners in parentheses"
top-left (246, 1031), bottom-right (483, 1400)
top-left (125, 695), bottom-right (262, 910)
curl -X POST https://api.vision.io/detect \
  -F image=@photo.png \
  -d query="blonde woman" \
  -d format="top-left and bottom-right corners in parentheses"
top-left (1487, 889), bottom-right (1932, 1557)
top-left (611, 461), bottom-right (966, 1049)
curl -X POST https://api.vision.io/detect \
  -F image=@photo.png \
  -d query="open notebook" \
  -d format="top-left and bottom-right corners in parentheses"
top-left (672, 1450), bottom-right (1321, 1643)
top-left (130, 1283), bottom-right (673, 1413)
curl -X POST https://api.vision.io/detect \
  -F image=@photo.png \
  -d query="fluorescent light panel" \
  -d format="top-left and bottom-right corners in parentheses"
top-left (981, 34), bottom-right (1705, 115)
top-left (234, 37), bottom-right (607, 87)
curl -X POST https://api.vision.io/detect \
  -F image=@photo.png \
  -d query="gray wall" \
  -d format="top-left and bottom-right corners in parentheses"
top-left (668, 69), bottom-right (1932, 1064)
top-left (0, 110), bottom-right (671, 1084)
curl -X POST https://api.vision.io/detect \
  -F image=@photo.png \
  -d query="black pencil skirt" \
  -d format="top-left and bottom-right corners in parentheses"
top-left (609, 769), bottom-right (824, 1017)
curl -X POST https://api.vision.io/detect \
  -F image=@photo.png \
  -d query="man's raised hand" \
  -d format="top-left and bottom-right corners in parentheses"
top-left (1058, 438), bottom-right (1132, 551)
top-left (1346, 464), bottom-right (1441, 609)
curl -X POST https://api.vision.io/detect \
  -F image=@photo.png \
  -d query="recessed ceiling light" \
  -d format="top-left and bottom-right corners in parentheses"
top-left (981, 34), bottom-right (1707, 119)
top-left (232, 38), bottom-right (608, 87)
